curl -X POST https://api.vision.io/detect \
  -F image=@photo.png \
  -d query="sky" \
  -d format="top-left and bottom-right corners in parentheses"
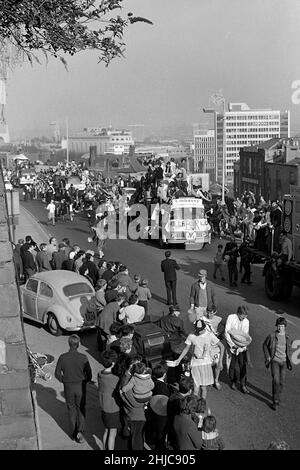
top-left (5, 0), bottom-right (300, 138)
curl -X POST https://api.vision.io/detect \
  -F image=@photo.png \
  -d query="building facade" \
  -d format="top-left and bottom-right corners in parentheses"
top-left (235, 138), bottom-right (300, 201)
top-left (216, 102), bottom-right (290, 185)
top-left (193, 129), bottom-right (215, 180)
top-left (69, 127), bottom-right (134, 156)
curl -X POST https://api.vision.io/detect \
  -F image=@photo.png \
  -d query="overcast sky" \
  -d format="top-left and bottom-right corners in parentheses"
top-left (6, 0), bottom-right (300, 138)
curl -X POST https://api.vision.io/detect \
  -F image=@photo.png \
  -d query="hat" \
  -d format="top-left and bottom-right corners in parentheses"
top-left (86, 250), bottom-right (94, 256)
top-left (276, 317), bottom-right (287, 327)
top-left (149, 395), bottom-right (168, 416)
top-left (198, 269), bottom-right (207, 277)
top-left (228, 328), bottom-right (252, 348)
top-left (169, 305), bottom-right (180, 314)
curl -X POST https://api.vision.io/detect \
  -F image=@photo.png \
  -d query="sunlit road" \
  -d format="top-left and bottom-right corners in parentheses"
top-left (21, 199), bottom-right (300, 450)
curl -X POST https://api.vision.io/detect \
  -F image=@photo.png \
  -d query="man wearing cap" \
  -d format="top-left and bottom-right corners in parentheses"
top-left (263, 317), bottom-right (293, 410)
top-left (161, 250), bottom-right (180, 306)
top-left (224, 305), bottom-right (251, 393)
top-left (189, 269), bottom-right (217, 321)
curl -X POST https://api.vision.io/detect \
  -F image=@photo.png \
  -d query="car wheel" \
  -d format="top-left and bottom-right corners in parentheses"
top-left (47, 313), bottom-right (63, 336)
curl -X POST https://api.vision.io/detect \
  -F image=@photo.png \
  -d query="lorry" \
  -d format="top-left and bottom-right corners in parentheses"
top-left (252, 185), bottom-right (300, 301)
top-left (147, 196), bottom-right (211, 250)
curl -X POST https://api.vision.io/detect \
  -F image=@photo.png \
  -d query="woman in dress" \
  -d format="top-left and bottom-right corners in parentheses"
top-left (174, 319), bottom-right (221, 399)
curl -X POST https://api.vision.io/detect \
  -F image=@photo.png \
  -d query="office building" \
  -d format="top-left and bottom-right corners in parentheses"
top-left (216, 102), bottom-right (290, 185)
top-left (193, 129), bottom-right (215, 180)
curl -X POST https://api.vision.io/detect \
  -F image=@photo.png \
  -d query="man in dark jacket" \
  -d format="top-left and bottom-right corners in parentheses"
top-left (263, 317), bottom-right (293, 411)
top-left (223, 236), bottom-right (240, 287)
top-left (52, 242), bottom-right (67, 270)
top-left (36, 243), bottom-right (52, 272)
top-left (79, 252), bottom-right (99, 287)
top-left (161, 250), bottom-right (180, 306)
top-left (23, 242), bottom-right (37, 280)
top-left (101, 262), bottom-right (115, 283)
top-left (55, 335), bottom-right (92, 443)
top-left (157, 306), bottom-right (187, 384)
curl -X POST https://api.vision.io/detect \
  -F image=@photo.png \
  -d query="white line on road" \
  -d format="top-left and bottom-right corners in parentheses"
top-left (258, 304), bottom-right (300, 330)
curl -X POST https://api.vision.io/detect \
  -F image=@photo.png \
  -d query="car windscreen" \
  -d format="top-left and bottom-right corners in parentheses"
top-left (63, 282), bottom-right (93, 297)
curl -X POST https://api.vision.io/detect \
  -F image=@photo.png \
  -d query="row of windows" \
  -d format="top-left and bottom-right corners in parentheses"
top-left (226, 114), bottom-right (280, 120)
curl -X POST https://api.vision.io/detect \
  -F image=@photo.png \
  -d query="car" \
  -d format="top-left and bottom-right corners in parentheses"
top-left (20, 271), bottom-right (97, 336)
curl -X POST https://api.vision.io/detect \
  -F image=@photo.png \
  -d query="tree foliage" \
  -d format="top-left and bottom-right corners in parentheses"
top-left (0, 0), bottom-right (153, 67)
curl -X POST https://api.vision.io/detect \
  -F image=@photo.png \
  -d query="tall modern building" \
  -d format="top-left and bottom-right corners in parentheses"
top-left (216, 102), bottom-right (290, 185)
top-left (193, 129), bottom-right (215, 180)
top-left (69, 126), bottom-right (135, 155)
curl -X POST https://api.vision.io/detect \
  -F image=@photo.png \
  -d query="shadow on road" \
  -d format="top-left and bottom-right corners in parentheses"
top-left (33, 382), bottom-right (102, 450)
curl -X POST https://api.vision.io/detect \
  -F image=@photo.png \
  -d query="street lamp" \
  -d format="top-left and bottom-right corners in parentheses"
top-left (203, 108), bottom-right (218, 182)
top-left (66, 116), bottom-right (69, 165)
top-left (209, 91), bottom-right (226, 204)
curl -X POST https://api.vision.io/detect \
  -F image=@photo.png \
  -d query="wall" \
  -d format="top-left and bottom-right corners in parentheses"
top-left (0, 169), bottom-right (39, 450)
top-left (265, 162), bottom-right (299, 202)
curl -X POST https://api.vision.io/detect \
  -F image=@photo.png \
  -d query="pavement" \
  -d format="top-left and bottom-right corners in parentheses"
top-left (15, 204), bottom-right (102, 450)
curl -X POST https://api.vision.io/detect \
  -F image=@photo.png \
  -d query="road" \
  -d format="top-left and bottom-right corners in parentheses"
top-left (21, 199), bottom-right (300, 450)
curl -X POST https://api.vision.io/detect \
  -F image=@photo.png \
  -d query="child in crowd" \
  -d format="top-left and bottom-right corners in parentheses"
top-left (97, 350), bottom-right (120, 450)
top-left (201, 415), bottom-right (225, 450)
top-left (192, 398), bottom-right (211, 429)
top-left (106, 322), bottom-right (121, 347)
top-left (213, 244), bottom-right (225, 281)
top-left (120, 361), bottom-right (154, 403)
top-left (133, 274), bottom-right (141, 294)
top-left (137, 279), bottom-right (152, 317)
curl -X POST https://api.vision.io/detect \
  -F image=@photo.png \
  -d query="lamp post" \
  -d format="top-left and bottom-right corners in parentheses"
top-left (66, 116), bottom-right (69, 165)
top-left (209, 91), bottom-right (226, 204)
top-left (203, 108), bottom-right (218, 182)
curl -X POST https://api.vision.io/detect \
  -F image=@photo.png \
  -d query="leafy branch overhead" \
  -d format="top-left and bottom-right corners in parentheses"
top-left (0, 0), bottom-right (153, 66)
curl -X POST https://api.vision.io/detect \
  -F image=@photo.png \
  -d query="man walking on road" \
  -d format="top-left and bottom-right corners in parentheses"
top-left (263, 317), bottom-right (293, 411)
top-left (189, 269), bottom-right (217, 322)
top-left (55, 335), bottom-right (92, 443)
top-left (46, 199), bottom-right (56, 226)
top-left (225, 305), bottom-right (251, 394)
top-left (223, 236), bottom-right (239, 287)
top-left (161, 250), bottom-right (180, 306)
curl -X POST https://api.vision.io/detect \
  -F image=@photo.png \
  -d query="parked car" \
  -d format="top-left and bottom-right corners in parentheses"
top-left (20, 271), bottom-right (97, 336)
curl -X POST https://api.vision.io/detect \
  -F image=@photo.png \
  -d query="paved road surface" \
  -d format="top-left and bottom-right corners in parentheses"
top-left (20, 199), bottom-right (300, 450)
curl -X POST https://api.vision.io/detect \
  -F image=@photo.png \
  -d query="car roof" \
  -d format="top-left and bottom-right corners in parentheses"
top-left (29, 270), bottom-right (93, 289)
